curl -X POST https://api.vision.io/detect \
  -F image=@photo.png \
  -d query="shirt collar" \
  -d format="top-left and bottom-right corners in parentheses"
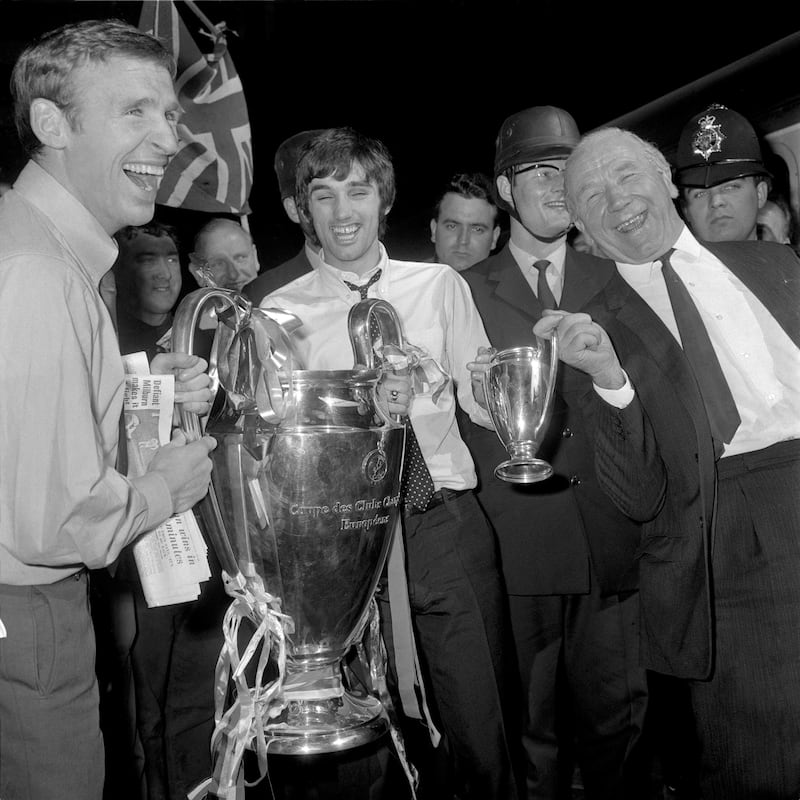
top-left (313, 241), bottom-right (389, 294)
top-left (13, 160), bottom-right (119, 287)
top-left (508, 237), bottom-right (567, 275)
top-left (616, 224), bottom-right (704, 280)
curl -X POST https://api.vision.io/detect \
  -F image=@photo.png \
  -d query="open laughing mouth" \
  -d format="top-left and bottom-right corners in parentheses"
top-left (616, 211), bottom-right (647, 233)
top-left (123, 163), bottom-right (165, 192)
top-left (331, 224), bottom-right (360, 244)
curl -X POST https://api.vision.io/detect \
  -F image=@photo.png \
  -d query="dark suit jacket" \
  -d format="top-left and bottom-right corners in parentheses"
top-left (461, 243), bottom-right (643, 598)
top-left (568, 239), bottom-right (800, 679)
top-left (243, 247), bottom-right (312, 305)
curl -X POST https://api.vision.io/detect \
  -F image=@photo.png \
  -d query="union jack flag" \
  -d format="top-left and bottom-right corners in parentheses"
top-left (138, 0), bottom-right (254, 215)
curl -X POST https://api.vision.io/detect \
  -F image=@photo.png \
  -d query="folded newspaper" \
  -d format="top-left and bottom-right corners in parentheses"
top-left (122, 352), bottom-right (211, 607)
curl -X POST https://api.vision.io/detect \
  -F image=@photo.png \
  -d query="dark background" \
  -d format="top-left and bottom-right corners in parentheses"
top-left (2, 0), bottom-right (800, 268)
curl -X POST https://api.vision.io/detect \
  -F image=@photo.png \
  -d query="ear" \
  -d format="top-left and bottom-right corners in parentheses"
top-left (283, 197), bottom-right (301, 225)
top-left (29, 98), bottom-right (69, 150)
top-left (756, 179), bottom-right (769, 208)
top-left (659, 167), bottom-right (679, 200)
top-left (491, 225), bottom-right (501, 250)
top-left (251, 244), bottom-right (261, 271)
top-left (188, 263), bottom-right (202, 284)
top-left (496, 174), bottom-right (513, 205)
top-left (429, 218), bottom-right (437, 244)
top-left (383, 204), bottom-right (392, 217)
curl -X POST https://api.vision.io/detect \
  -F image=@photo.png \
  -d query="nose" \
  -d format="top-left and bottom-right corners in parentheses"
top-left (606, 184), bottom-right (629, 212)
top-left (153, 257), bottom-right (173, 280)
top-left (333, 195), bottom-right (353, 220)
top-left (152, 115), bottom-right (180, 158)
top-left (709, 189), bottom-right (727, 208)
top-left (458, 227), bottom-right (471, 246)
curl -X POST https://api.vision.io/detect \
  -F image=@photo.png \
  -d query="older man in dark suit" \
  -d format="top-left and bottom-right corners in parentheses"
top-left (537, 126), bottom-right (800, 799)
top-left (461, 107), bottom-right (649, 800)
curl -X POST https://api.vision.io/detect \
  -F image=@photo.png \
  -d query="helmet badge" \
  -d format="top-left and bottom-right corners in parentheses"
top-left (692, 114), bottom-right (726, 162)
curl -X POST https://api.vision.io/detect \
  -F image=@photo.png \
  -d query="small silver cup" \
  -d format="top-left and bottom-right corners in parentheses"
top-left (482, 337), bottom-right (558, 483)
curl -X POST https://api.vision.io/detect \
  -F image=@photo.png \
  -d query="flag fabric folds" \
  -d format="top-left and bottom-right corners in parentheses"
top-left (139, 0), bottom-right (254, 215)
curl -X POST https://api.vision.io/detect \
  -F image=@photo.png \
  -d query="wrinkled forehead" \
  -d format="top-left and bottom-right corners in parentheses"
top-left (566, 133), bottom-right (649, 197)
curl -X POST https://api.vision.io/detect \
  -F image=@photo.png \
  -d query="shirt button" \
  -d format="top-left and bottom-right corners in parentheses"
top-left (569, 475), bottom-right (581, 486)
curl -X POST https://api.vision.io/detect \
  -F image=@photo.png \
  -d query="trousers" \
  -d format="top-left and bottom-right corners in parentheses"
top-left (0, 570), bottom-right (104, 800)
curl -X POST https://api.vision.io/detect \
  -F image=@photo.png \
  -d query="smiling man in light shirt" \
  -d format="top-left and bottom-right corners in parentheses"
top-left (262, 126), bottom-right (519, 800)
top-left (0, 20), bottom-right (216, 800)
top-left (535, 125), bottom-right (800, 800)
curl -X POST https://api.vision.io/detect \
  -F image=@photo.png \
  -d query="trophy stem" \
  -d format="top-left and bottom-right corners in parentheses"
top-left (496, 443), bottom-right (553, 484)
top-left (262, 662), bottom-right (389, 755)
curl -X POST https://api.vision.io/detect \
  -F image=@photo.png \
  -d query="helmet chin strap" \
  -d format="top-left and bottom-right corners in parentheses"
top-left (507, 185), bottom-right (572, 244)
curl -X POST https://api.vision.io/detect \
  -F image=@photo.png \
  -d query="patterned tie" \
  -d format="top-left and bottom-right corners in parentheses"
top-left (344, 268), bottom-right (382, 300)
top-left (533, 259), bottom-right (558, 309)
top-left (659, 249), bottom-right (741, 455)
top-left (401, 423), bottom-right (436, 512)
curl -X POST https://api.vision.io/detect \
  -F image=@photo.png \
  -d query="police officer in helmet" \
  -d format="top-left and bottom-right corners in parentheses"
top-left (674, 104), bottom-right (772, 242)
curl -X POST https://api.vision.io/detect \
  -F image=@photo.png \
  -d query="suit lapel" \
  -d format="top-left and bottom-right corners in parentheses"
top-left (488, 245), bottom-right (541, 321)
top-left (602, 273), bottom-right (710, 432)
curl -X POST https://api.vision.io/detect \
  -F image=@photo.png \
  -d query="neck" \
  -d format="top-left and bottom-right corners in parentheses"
top-left (509, 218), bottom-right (566, 259)
top-left (324, 240), bottom-right (382, 278)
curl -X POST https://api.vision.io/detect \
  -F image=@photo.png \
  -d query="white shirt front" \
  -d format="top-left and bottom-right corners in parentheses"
top-left (263, 244), bottom-right (493, 490)
top-left (613, 226), bottom-right (800, 457)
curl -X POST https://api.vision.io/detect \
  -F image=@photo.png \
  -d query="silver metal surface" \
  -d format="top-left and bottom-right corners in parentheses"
top-left (483, 338), bottom-right (559, 483)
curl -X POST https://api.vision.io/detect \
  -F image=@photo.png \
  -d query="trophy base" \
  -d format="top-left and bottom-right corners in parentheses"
top-left (495, 458), bottom-right (553, 484)
top-left (263, 691), bottom-right (389, 755)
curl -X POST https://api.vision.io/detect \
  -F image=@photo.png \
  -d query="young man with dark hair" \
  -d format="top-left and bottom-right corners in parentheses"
top-left (429, 171), bottom-right (501, 271)
top-left (262, 126), bottom-right (520, 800)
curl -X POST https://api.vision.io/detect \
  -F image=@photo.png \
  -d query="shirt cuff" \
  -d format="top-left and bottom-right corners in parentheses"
top-left (593, 370), bottom-right (635, 409)
top-left (130, 471), bottom-right (174, 531)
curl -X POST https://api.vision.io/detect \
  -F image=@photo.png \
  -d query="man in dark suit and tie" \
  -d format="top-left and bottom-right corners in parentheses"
top-left (536, 126), bottom-right (800, 799)
top-left (461, 107), bottom-right (649, 799)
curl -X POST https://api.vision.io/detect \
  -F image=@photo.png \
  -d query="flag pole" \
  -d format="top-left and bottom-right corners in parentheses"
top-left (181, 0), bottom-right (218, 36)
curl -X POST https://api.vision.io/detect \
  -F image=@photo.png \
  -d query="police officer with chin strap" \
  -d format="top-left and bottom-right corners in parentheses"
top-left (461, 106), bottom-right (651, 800)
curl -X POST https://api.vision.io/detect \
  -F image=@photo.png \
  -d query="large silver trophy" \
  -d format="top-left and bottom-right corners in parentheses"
top-left (171, 290), bottom-right (408, 787)
top-left (482, 336), bottom-right (559, 483)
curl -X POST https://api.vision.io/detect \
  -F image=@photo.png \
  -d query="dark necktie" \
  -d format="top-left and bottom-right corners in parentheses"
top-left (659, 249), bottom-right (741, 454)
top-left (401, 424), bottom-right (436, 512)
top-left (344, 269), bottom-right (382, 300)
top-left (533, 259), bottom-right (558, 309)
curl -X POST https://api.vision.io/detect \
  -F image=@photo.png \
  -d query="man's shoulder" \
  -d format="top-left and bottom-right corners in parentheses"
top-left (461, 247), bottom-right (512, 286)
top-left (244, 248), bottom-right (312, 304)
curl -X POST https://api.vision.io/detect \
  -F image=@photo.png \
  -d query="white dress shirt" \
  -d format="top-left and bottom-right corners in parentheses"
top-left (263, 244), bottom-right (493, 490)
top-left (606, 226), bottom-right (800, 457)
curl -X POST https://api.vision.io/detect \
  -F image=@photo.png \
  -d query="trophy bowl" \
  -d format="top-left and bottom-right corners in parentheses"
top-left (171, 291), bottom-right (407, 757)
top-left (482, 337), bottom-right (558, 484)
top-left (208, 369), bottom-right (404, 753)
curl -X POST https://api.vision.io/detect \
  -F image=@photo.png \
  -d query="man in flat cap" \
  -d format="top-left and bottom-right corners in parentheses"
top-left (244, 129), bottom-right (327, 303)
top-left (674, 104), bottom-right (772, 243)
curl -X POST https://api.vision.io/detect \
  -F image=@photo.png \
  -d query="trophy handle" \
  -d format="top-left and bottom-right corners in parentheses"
top-left (171, 287), bottom-right (252, 579)
top-left (348, 299), bottom-right (407, 424)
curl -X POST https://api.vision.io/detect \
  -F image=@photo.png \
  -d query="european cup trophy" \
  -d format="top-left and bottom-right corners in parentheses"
top-left (171, 289), bottom-right (412, 796)
top-left (482, 336), bottom-right (559, 483)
